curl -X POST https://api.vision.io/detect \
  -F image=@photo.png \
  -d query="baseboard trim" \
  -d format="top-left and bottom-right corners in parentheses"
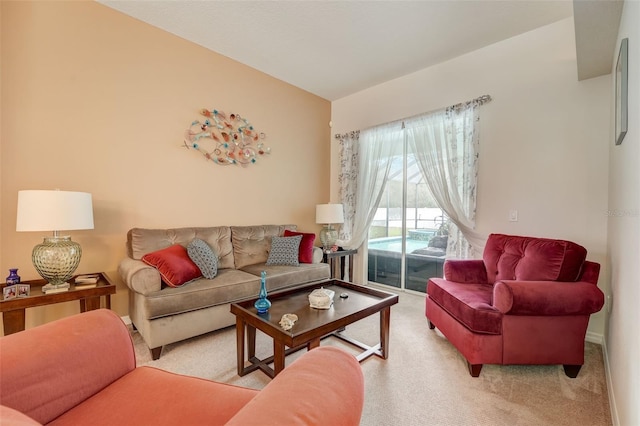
top-left (585, 331), bottom-right (603, 344)
top-left (601, 338), bottom-right (620, 426)
top-left (121, 315), bottom-right (132, 326)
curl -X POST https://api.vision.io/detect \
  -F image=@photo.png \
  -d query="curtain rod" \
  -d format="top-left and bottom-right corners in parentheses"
top-left (446, 94), bottom-right (492, 112)
top-left (334, 94), bottom-right (492, 139)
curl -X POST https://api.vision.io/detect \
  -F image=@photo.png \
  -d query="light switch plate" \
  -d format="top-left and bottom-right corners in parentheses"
top-left (508, 210), bottom-right (518, 222)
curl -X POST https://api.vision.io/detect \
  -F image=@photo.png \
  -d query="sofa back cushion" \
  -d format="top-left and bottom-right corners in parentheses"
top-left (483, 233), bottom-right (587, 282)
top-left (128, 227), bottom-right (235, 270)
top-left (231, 225), bottom-right (296, 269)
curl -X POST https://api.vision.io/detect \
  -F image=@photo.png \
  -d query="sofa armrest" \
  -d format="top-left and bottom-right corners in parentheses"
top-left (493, 280), bottom-right (605, 315)
top-left (118, 257), bottom-right (162, 294)
top-left (226, 347), bottom-right (364, 426)
top-left (0, 310), bottom-right (135, 425)
top-left (444, 259), bottom-right (488, 283)
top-left (312, 246), bottom-right (323, 263)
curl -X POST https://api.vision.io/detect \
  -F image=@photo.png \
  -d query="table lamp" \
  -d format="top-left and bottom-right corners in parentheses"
top-left (16, 190), bottom-right (94, 293)
top-left (316, 203), bottom-right (344, 252)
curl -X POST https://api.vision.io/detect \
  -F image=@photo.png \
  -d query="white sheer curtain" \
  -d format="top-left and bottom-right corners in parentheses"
top-left (405, 103), bottom-right (484, 257)
top-left (337, 122), bottom-right (402, 250)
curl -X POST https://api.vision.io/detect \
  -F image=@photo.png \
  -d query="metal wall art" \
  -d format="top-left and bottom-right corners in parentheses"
top-left (184, 108), bottom-right (270, 166)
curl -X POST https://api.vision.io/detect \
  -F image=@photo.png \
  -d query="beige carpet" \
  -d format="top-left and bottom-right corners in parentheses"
top-left (132, 291), bottom-right (612, 426)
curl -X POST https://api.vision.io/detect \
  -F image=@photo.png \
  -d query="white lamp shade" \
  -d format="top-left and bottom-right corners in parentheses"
top-left (316, 204), bottom-right (344, 224)
top-left (16, 190), bottom-right (94, 232)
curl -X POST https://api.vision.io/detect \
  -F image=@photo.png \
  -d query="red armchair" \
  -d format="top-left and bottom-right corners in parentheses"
top-left (426, 233), bottom-right (605, 377)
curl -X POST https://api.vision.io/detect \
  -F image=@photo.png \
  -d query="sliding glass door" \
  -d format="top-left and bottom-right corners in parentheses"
top-left (367, 150), bottom-right (447, 293)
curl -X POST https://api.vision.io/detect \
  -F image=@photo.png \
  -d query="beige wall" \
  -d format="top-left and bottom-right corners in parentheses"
top-left (606, 1), bottom-right (639, 425)
top-left (0, 1), bottom-right (330, 329)
top-left (331, 18), bottom-right (610, 339)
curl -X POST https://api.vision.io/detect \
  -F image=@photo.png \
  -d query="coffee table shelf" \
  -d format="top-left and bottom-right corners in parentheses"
top-left (230, 279), bottom-right (398, 378)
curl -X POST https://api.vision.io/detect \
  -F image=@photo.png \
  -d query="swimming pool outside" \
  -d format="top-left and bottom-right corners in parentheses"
top-left (368, 235), bottom-right (446, 293)
top-left (368, 236), bottom-right (432, 253)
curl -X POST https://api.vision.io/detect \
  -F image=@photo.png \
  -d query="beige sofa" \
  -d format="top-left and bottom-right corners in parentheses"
top-left (118, 225), bottom-right (330, 359)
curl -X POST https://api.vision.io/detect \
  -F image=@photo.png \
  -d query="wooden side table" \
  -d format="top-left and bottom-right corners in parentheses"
top-left (323, 248), bottom-right (358, 281)
top-left (0, 272), bottom-right (116, 335)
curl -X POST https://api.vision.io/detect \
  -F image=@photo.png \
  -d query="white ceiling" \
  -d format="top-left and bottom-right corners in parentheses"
top-left (98, 1), bottom-right (615, 101)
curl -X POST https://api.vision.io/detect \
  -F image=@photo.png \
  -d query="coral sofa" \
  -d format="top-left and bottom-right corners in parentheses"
top-left (119, 225), bottom-right (330, 359)
top-left (0, 309), bottom-right (364, 426)
top-left (426, 233), bottom-right (605, 377)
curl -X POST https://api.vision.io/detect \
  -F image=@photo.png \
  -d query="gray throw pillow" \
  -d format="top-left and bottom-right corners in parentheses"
top-left (187, 238), bottom-right (218, 279)
top-left (266, 235), bottom-right (302, 266)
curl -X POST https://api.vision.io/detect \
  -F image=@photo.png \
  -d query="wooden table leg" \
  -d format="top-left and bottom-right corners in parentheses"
top-left (2, 309), bottom-right (26, 335)
top-left (236, 317), bottom-right (246, 376)
top-left (247, 325), bottom-right (256, 360)
top-left (380, 306), bottom-right (391, 359)
top-left (307, 337), bottom-right (321, 350)
top-left (81, 297), bottom-right (101, 312)
top-left (273, 341), bottom-right (286, 376)
top-left (348, 254), bottom-right (354, 282)
top-left (329, 258), bottom-right (337, 279)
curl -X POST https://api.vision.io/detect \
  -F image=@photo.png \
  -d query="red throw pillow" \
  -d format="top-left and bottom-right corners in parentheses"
top-left (142, 244), bottom-right (202, 287)
top-left (284, 230), bottom-right (316, 263)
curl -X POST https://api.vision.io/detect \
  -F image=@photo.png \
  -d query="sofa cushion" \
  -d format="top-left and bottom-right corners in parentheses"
top-left (241, 262), bottom-right (331, 290)
top-left (483, 234), bottom-right (587, 283)
top-left (284, 230), bottom-right (316, 263)
top-left (128, 227), bottom-right (235, 270)
top-left (142, 269), bottom-right (261, 319)
top-left (142, 263), bottom-right (331, 319)
top-left (427, 278), bottom-right (502, 334)
top-left (231, 225), bottom-right (296, 269)
top-left (142, 245), bottom-right (202, 287)
top-left (187, 239), bottom-right (218, 279)
top-left (266, 235), bottom-right (302, 266)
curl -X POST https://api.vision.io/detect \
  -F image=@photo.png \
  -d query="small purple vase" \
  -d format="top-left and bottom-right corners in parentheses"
top-left (6, 269), bottom-right (20, 285)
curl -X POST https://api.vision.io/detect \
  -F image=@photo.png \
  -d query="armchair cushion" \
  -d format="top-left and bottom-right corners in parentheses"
top-left (444, 259), bottom-right (488, 283)
top-left (484, 233), bottom-right (587, 282)
top-left (428, 278), bottom-right (502, 334)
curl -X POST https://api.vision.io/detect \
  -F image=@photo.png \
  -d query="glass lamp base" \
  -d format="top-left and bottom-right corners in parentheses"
top-left (319, 225), bottom-right (338, 252)
top-left (32, 236), bottom-right (82, 289)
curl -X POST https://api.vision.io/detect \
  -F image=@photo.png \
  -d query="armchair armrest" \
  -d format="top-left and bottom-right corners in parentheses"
top-left (226, 347), bottom-right (364, 426)
top-left (493, 280), bottom-right (605, 315)
top-left (444, 259), bottom-right (488, 283)
top-left (118, 257), bottom-right (162, 294)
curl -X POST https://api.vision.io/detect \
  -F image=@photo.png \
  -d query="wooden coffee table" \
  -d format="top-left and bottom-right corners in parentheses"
top-left (230, 279), bottom-right (399, 378)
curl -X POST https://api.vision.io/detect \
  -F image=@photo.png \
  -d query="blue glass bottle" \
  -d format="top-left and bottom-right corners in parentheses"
top-left (254, 271), bottom-right (271, 314)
